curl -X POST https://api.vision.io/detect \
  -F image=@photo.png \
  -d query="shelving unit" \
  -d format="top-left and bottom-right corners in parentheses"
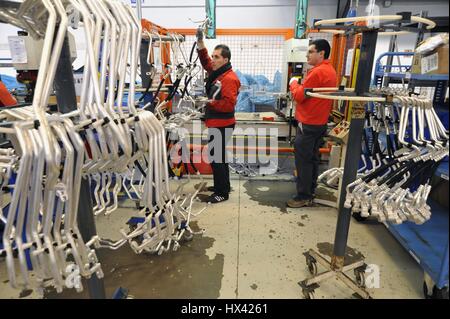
top-left (384, 199), bottom-right (449, 290)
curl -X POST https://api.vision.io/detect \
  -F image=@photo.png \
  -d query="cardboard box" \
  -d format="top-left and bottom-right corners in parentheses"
top-left (411, 44), bottom-right (449, 75)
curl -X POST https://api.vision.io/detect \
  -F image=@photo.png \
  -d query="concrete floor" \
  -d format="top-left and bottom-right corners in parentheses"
top-left (0, 177), bottom-right (425, 299)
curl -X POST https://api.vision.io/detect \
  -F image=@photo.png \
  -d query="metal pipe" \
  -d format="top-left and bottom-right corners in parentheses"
top-left (142, 34), bottom-right (185, 42)
top-left (186, 144), bottom-right (332, 154)
top-left (136, 0), bottom-right (142, 20)
top-left (331, 30), bottom-right (379, 270)
top-left (54, 35), bottom-right (106, 299)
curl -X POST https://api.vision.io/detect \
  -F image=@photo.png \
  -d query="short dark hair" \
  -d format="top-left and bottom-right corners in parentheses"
top-left (311, 39), bottom-right (331, 59)
top-left (214, 44), bottom-right (231, 61)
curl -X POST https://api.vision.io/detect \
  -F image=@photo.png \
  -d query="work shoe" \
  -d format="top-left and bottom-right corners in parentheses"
top-left (207, 193), bottom-right (229, 204)
top-left (286, 197), bottom-right (313, 208)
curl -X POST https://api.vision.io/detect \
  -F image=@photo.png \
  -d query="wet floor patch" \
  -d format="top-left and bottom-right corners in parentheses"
top-left (242, 181), bottom-right (294, 213)
top-left (44, 223), bottom-right (224, 299)
top-left (315, 186), bottom-right (338, 202)
top-left (316, 242), bottom-right (365, 265)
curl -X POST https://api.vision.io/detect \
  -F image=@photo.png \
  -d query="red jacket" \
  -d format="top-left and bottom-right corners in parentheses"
top-left (198, 48), bottom-right (241, 128)
top-left (290, 60), bottom-right (337, 125)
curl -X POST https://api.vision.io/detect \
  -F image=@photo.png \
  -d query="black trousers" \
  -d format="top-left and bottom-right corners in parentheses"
top-left (208, 125), bottom-right (235, 196)
top-left (294, 123), bottom-right (327, 200)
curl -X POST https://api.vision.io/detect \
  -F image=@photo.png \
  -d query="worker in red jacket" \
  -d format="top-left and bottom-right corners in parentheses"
top-left (196, 28), bottom-right (241, 203)
top-left (0, 79), bottom-right (17, 107)
top-left (287, 39), bottom-right (337, 208)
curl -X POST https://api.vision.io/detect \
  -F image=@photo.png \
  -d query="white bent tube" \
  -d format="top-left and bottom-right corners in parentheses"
top-left (318, 29), bottom-right (412, 36)
top-left (314, 15), bottom-right (436, 30)
top-left (310, 87), bottom-right (355, 92)
top-left (306, 91), bottom-right (386, 102)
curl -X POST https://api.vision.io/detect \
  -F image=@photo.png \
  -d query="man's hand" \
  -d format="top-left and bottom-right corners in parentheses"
top-left (289, 77), bottom-right (301, 85)
top-left (196, 28), bottom-right (204, 42)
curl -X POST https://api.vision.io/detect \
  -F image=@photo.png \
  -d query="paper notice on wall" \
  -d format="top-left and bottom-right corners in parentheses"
top-left (8, 36), bottom-right (27, 64)
top-left (345, 49), bottom-right (354, 76)
top-left (421, 52), bottom-right (438, 74)
top-left (153, 46), bottom-right (162, 73)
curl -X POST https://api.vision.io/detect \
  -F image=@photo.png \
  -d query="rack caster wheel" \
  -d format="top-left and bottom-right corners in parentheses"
top-left (354, 266), bottom-right (367, 288)
top-left (352, 212), bottom-right (368, 222)
top-left (128, 224), bottom-right (137, 233)
top-left (304, 253), bottom-right (318, 276)
top-left (302, 288), bottom-right (315, 299)
top-left (423, 282), bottom-right (449, 299)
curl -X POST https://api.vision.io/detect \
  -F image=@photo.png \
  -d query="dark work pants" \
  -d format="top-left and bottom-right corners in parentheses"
top-left (208, 125), bottom-right (235, 196)
top-left (294, 123), bottom-right (327, 200)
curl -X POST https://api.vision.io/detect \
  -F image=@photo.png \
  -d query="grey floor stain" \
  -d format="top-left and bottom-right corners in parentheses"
top-left (315, 186), bottom-right (338, 202)
top-left (316, 242), bottom-right (365, 265)
top-left (269, 229), bottom-right (276, 233)
top-left (44, 222), bottom-right (224, 299)
top-left (196, 193), bottom-right (212, 202)
top-left (250, 284), bottom-right (258, 290)
top-left (297, 222), bottom-right (305, 227)
top-left (194, 183), bottom-right (209, 192)
top-left (242, 181), bottom-right (294, 213)
top-left (301, 214), bottom-right (309, 220)
top-left (269, 235), bottom-right (273, 239)
top-left (19, 289), bottom-right (33, 298)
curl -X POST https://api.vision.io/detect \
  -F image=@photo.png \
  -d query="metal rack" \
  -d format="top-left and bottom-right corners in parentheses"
top-left (373, 51), bottom-right (449, 298)
top-left (300, 29), bottom-right (380, 300)
top-left (299, 12), bottom-right (448, 299)
top-left (0, 35), bottom-right (107, 298)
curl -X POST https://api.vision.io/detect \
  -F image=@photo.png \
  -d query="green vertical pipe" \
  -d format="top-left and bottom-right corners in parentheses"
top-left (295, 0), bottom-right (308, 39)
top-left (205, 0), bottom-right (216, 39)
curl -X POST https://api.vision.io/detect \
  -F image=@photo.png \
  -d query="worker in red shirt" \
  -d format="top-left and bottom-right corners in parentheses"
top-left (287, 39), bottom-right (337, 208)
top-left (196, 28), bottom-right (241, 203)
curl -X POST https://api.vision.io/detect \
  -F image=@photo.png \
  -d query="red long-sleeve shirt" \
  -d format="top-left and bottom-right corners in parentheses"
top-left (198, 48), bottom-right (240, 128)
top-left (0, 81), bottom-right (17, 107)
top-left (290, 60), bottom-right (337, 125)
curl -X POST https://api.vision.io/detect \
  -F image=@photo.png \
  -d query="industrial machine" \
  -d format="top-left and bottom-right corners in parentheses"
top-left (281, 38), bottom-right (309, 94)
top-left (8, 31), bottom-right (76, 103)
top-left (276, 39), bottom-right (310, 141)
